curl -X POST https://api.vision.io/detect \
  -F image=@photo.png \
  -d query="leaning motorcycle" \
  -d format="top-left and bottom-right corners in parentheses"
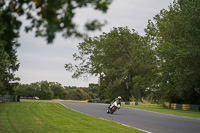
top-left (107, 101), bottom-right (120, 114)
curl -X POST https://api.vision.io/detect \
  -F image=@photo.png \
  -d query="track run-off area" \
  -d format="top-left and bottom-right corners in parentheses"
top-left (60, 102), bottom-right (200, 133)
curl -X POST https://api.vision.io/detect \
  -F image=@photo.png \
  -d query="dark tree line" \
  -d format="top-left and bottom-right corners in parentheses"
top-left (15, 81), bottom-right (99, 100)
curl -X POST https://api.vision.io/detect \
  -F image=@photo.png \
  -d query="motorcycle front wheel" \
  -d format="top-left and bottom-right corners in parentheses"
top-left (107, 109), bottom-right (110, 113)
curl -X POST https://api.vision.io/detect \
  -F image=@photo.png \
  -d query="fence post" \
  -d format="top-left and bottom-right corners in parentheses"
top-left (17, 96), bottom-right (20, 102)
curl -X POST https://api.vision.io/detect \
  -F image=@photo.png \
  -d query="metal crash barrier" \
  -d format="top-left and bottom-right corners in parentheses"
top-left (164, 102), bottom-right (199, 111)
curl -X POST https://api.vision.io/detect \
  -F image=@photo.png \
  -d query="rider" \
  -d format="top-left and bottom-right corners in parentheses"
top-left (109, 96), bottom-right (122, 110)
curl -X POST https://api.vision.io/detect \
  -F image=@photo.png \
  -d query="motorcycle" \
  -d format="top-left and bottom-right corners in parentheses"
top-left (107, 101), bottom-right (120, 114)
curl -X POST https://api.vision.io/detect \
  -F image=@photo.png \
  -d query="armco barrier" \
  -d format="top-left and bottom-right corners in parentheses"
top-left (182, 104), bottom-right (190, 111)
top-left (164, 102), bottom-right (199, 111)
top-left (121, 102), bottom-right (138, 106)
top-left (176, 104), bottom-right (182, 110)
top-left (171, 103), bottom-right (176, 109)
top-left (125, 101), bottom-right (130, 105)
top-left (0, 95), bottom-right (15, 103)
top-left (190, 105), bottom-right (199, 111)
top-left (164, 102), bottom-right (170, 108)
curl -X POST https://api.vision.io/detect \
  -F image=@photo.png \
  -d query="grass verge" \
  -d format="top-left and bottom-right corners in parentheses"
top-left (123, 103), bottom-right (200, 119)
top-left (0, 101), bottom-right (144, 133)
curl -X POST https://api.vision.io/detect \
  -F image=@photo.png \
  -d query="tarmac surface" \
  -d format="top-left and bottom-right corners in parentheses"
top-left (60, 102), bottom-right (200, 133)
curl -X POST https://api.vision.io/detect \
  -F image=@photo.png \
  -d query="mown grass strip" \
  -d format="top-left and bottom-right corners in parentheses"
top-left (0, 101), bottom-right (144, 133)
top-left (123, 103), bottom-right (200, 119)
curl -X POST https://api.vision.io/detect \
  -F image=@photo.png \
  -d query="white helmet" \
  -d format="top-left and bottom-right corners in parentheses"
top-left (118, 96), bottom-right (121, 100)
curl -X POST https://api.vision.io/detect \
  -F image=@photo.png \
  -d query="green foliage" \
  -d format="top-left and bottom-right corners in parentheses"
top-left (0, 0), bottom-right (112, 95)
top-left (66, 27), bottom-right (154, 101)
top-left (145, 0), bottom-right (200, 104)
top-left (49, 82), bottom-right (65, 99)
top-left (67, 88), bottom-right (90, 100)
top-left (1, 0), bottom-right (112, 43)
top-left (16, 81), bottom-right (54, 100)
top-left (88, 83), bottom-right (99, 93)
top-left (66, 0), bottom-right (200, 104)
top-left (0, 10), bottom-right (20, 95)
top-left (16, 81), bottom-right (98, 100)
top-left (38, 81), bottom-right (54, 100)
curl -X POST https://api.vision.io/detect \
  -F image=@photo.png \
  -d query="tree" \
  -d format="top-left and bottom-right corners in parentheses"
top-left (0, 0), bottom-right (112, 43)
top-left (16, 81), bottom-right (97, 100)
top-left (88, 83), bottom-right (99, 93)
top-left (66, 27), bottom-right (154, 101)
top-left (67, 88), bottom-right (89, 100)
top-left (49, 82), bottom-right (65, 99)
top-left (0, 10), bottom-right (20, 95)
top-left (0, 0), bottom-right (112, 95)
top-left (145, 0), bottom-right (200, 104)
top-left (37, 81), bottom-right (54, 100)
top-left (15, 84), bottom-right (29, 97)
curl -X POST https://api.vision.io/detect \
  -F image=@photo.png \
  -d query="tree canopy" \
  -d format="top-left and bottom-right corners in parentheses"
top-left (0, 0), bottom-right (112, 95)
top-left (145, 0), bottom-right (200, 103)
top-left (66, 0), bottom-right (200, 104)
top-left (65, 27), bottom-right (155, 101)
top-left (0, 0), bottom-right (112, 43)
top-left (16, 81), bottom-right (98, 100)
top-left (0, 10), bottom-right (20, 95)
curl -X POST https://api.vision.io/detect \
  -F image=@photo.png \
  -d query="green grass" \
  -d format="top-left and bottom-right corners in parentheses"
top-left (0, 101), bottom-right (144, 133)
top-left (123, 102), bottom-right (200, 119)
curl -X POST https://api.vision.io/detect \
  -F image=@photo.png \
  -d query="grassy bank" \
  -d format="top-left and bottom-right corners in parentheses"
top-left (0, 101), bottom-right (144, 133)
top-left (123, 102), bottom-right (200, 119)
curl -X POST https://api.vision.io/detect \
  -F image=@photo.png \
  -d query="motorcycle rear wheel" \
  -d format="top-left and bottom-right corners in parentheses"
top-left (111, 107), bottom-right (117, 114)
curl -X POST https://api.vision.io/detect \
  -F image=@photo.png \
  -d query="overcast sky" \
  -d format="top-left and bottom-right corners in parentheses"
top-left (16, 0), bottom-right (174, 87)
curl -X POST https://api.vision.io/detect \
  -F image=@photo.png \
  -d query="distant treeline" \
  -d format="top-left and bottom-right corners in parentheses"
top-left (15, 81), bottom-right (99, 100)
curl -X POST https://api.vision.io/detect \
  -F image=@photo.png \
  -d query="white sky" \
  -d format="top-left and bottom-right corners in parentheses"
top-left (16, 0), bottom-right (174, 87)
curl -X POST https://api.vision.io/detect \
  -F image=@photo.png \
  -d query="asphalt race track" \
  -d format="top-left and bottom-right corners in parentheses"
top-left (60, 102), bottom-right (200, 133)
